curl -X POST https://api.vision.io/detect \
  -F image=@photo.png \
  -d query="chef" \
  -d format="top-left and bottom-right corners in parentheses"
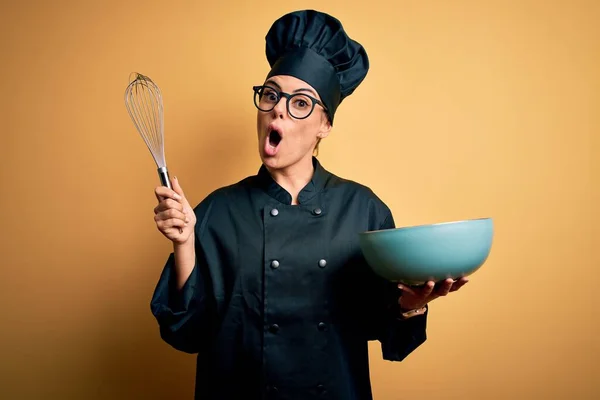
top-left (150, 9), bottom-right (468, 400)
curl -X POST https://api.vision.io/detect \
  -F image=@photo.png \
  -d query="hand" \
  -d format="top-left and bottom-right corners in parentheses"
top-left (153, 176), bottom-right (196, 245)
top-left (397, 278), bottom-right (469, 310)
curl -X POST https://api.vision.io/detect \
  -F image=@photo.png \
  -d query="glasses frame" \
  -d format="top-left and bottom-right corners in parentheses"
top-left (252, 85), bottom-right (327, 120)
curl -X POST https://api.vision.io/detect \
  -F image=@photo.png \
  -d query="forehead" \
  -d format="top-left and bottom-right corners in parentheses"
top-left (265, 75), bottom-right (319, 96)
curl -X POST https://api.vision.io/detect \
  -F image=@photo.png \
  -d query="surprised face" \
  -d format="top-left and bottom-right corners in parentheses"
top-left (256, 75), bottom-right (331, 171)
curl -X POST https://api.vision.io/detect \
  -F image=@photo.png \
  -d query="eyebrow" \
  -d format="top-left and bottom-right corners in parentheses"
top-left (264, 79), bottom-right (281, 89)
top-left (264, 79), bottom-right (318, 97)
top-left (293, 88), bottom-right (318, 97)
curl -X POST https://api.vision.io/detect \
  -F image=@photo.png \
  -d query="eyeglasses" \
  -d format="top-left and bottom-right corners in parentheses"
top-left (252, 85), bottom-right (327, 120)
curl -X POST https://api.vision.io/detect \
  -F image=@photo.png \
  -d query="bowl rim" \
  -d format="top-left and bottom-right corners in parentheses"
top-left (360, 217), bottom-right (493, 235)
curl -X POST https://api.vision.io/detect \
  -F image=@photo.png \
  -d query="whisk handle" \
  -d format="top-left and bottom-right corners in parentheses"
top-left (158, 166), bottom-right (172, 190)
top-left (157, 166), bottom-right (183, 234)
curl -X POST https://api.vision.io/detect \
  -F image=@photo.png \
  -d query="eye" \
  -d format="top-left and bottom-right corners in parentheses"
top-left (262, 88), bottom-right (278, 102)
top-left (292, 96), bottom-right (310, 108)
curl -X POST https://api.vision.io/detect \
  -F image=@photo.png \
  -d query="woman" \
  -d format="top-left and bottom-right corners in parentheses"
top-left (151, 9), bottom-right (467, 400)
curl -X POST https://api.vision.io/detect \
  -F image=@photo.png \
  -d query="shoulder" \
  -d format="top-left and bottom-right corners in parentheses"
top-left (188, 175), bottom-right (258, 236)
top-left (325, 170), bottom-right (389, 208)
top-left (192, 174), bottom-right (256, 213)
top-left (324, 170), bottom-right (395, 229)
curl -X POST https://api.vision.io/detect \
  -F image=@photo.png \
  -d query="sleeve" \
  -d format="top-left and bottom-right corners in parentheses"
top-left (367, 210), bottom-right (429, 362)
top-left (149, 199), bottom-right (216, 354)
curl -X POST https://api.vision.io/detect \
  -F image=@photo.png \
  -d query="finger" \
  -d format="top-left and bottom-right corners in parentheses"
top-left (171, 176), bottom-right (189, 206)
top-left (397, 283), bottom-right (417, 296)
top-left (155, 208), bottom-right (188, 223)
top-left (155, 186), bottom-right (182, 202)
top-left (154, 198), bottom-right (184, 214)
top-left (420, 281), bottom-right (436, 298)
top-left (449, 277), bottom-right (469, 292)
top-left (157, 217), bottom-right (186, 230)
top-left (435, 278), bottom-right (454, 296)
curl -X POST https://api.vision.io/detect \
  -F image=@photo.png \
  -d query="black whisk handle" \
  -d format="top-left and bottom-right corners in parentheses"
top-left (157, 166), bottom-right (182, 233)
top-left (158, 166), bottom-right (172, 190)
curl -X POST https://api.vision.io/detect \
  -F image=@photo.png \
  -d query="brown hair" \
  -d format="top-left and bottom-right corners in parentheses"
top-left (314, 138), bottom-right (322, 156)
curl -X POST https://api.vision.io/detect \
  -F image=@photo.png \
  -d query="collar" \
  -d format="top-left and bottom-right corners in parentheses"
top-left (256, 156), bottom-right (329, 205)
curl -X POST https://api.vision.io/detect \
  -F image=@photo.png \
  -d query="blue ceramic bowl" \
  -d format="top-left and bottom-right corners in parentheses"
top-left (358, 218), bottom-right (493, 285)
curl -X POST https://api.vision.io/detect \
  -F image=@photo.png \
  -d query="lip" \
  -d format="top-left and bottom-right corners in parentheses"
top-left (264, 123), bottom-right (283, 157)
top-left (267, 123), bottom-right (284, 138)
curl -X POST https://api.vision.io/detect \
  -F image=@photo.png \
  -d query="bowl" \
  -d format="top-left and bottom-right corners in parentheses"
top-left (358, 218), bottom-right (493, 285)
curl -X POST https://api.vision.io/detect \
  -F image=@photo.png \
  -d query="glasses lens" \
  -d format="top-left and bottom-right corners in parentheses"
top-left (253, 86), bottom-right (317, 119)
top-left (288, 94), bottom-right (314, 119)
top-left (254, 86), bottom-right (279, 111)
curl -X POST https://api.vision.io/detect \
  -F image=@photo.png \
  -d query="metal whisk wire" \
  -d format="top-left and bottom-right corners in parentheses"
top-left (124, 72), bottom-right (172, 190)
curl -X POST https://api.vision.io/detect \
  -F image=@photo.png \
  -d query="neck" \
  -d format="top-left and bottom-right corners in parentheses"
top-left (266, 155), bottom-right (314, 205)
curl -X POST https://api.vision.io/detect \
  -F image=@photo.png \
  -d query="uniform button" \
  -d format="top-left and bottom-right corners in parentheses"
top-left (271, 260), bottom-right (280, 269)
top-left (318, 322), bottom-right (327, 331)
top-left (269, 324), bottom-right (280, 333)
top-left (313, 208), bottom-right (322, 215)
top-left (317, 384), bottom-right (325, 392)
top-left (318, 259), bottom-right (327, 268)
top-left (270, 208), bottom-right (279, 217)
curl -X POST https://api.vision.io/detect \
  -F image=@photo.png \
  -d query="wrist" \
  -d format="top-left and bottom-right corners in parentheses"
top-left (398, 297), bottom-right (425, 312)
top-left (398, 305), bottom-right (427, 319)
top-left (174, 232), bottom-right (195, 250)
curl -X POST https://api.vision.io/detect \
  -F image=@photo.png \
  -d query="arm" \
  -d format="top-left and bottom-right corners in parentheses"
top-left (150, 180), bottom-right (217, 354)
top-left (367, 211), bottom-right (429, 361)
top-left (150, 234), bottom-right (215, 354)
top-left (173, 234), bottom-right (196, 290)
top-left (378, 294), bottom-right (428, 361)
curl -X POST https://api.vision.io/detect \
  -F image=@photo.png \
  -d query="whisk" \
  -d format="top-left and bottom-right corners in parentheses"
top-left (124, 72), bottom-right (172, 190)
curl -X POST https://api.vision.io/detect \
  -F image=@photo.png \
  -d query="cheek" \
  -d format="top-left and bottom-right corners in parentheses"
top-left (290, 124), bottom-right (319, 147)
top-left (257, 113), bottom-right (267, 135)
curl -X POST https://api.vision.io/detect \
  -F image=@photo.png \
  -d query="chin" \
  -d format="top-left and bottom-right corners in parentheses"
top-left (260, 154), bottom-right (283, 170)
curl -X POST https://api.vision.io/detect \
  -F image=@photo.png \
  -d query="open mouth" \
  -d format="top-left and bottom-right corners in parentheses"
top-left (268, 129), bottom-right (282, 147)
top-left (264, 125), bottom-right (283, 157)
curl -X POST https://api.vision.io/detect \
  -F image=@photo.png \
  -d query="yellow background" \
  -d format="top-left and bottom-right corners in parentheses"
top-left (1, 0), bottom-right (598, 398)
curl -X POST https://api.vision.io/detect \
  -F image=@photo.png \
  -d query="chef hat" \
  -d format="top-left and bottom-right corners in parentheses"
top-left (264, 9), bottom-right (369, 124)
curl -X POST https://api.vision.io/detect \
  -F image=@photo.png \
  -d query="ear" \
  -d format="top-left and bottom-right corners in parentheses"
top-left (317, 115), bottom-right (332, 139)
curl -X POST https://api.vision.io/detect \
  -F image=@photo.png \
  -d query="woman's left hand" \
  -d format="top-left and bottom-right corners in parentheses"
top-left (397, 278), bottom-right (469, 310)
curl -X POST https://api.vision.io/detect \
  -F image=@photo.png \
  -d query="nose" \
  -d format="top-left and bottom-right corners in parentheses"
top-left (272, 97), bottom-right (286, 119)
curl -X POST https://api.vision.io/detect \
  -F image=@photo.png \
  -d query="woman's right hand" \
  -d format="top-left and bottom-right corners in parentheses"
top-left (154, 176), bottom-right (196, 245)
